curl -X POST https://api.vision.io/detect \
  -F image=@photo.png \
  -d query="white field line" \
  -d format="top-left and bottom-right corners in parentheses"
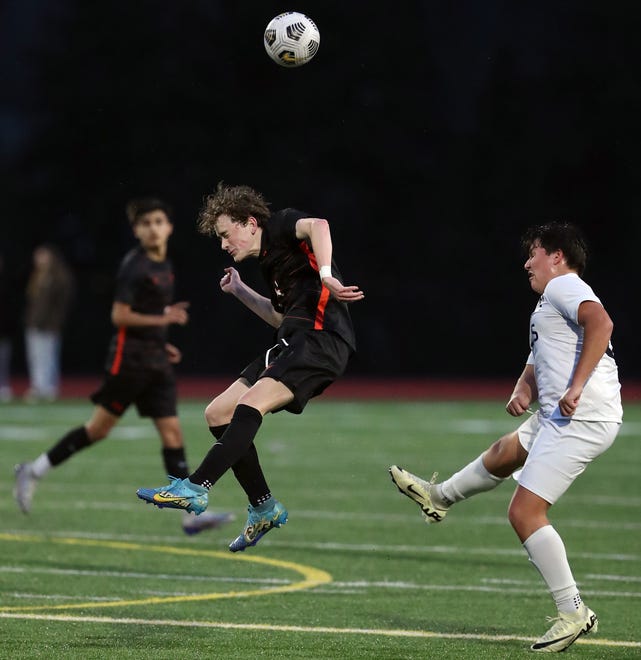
top-left (2, 565), bottom-right (640, 600)
top-left (4, 528), bottom-right (641, 562)
top-left (0, 612), bottom-right (639, 650)
top-left (0, 565), bottom-right (289, 584)
top-left (586, 573), bottom-right (641, 582)
top-left (266, 539), bottom-right (641, 563)
top-left (2, 499), bottom-right (640, 517)
top-left (4, 503), bottom-right (641, 530)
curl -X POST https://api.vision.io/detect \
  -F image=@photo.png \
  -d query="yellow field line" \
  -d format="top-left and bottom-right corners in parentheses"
top-left (0, 612), bottom-right (639, 649)
top-left (0, 532), bottom-right (331, 612)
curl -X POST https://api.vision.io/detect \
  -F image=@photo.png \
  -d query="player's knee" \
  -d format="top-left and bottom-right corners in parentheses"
top-left (507, 499), bottom-right (523, 530)
top-left (204, 399), bottom-right (226, 427)
top-left (484, 438), bottom-right (502, 462)
top-left (507, 495), bottom-right (538, 534)
top-left (483, 438), bottom-right (509, 474)
top-left (86, 425), bottom-right (109, 442)
top-left (484, 432), bottom-right (523, 478)
top-left (161, 434), bottom-right (183, 449)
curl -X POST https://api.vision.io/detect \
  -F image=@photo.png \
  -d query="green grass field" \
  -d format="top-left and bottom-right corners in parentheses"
top-left (1, 398), bottom-right (640, 659)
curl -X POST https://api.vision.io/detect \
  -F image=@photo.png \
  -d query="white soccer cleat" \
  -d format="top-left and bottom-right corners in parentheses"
top-left (13, 462), bottom-right (39, 514)
top-left (531, 604), bottom-right (598, 653)
top-left (388, 465), bottom-right (448, 524)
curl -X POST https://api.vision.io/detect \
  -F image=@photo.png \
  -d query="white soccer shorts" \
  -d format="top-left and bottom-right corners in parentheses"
top-left (515, 411), bottom-right (620, 504)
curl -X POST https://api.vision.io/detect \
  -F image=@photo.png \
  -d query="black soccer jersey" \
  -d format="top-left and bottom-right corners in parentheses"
top-left (105, 247), bottom-right (174, 373)
top-left (258, 209), bottom-right (356, 351)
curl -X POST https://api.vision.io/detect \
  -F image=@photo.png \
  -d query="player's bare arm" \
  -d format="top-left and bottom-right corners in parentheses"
top-left (559, 300), bottom-right (614, 417)
top-left (296, 217), bottom-right (365, 303)
top-left (506, 363), bottom-right (537, 417)
top-left (111, 301), bottom-right (189, 327)
top-left (220, 267), bottom-right (283, 328)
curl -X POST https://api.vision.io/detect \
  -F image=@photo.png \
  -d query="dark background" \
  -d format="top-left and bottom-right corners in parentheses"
top-left (2, 1), bottom-right (640, 382)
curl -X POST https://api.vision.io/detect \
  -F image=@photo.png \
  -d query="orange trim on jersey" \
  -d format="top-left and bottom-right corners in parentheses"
top-left (315, 285), bottom-right (330, 329)
top-left (299, 240), bottom-right (328, 330)
top-left (110, 327), bottom-right (127, 375)
top-left (300, 241), bottom-right (319, 272)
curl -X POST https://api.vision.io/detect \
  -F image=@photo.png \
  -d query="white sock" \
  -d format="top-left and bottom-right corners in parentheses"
top-left (523, 525), bottom-right (582, 614)
top-left (437, 455), bottom-right (504, 506)
top-left (30, 453), bottom-right (52, 479)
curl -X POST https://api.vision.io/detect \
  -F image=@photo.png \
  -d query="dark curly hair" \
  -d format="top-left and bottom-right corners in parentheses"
top-left (198, 182), bottom-right (271, 236)
top-left (521, 221), bottom-right (588, 276)
top-left (125, 198), bottom-right (173, 226)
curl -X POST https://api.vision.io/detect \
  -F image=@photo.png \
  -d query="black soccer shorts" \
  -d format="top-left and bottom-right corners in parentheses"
top-left (240, 329), bottom-right (351, 414)
top-left (90, 367), bottom-right (177, 418)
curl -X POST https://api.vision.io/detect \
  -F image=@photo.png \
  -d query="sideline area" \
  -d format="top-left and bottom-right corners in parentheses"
top-left (8, 376), bottom-right (641, 401)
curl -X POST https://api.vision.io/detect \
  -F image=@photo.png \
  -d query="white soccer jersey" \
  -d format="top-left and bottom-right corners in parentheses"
top-left (527, 273), bottom-right (622, 422)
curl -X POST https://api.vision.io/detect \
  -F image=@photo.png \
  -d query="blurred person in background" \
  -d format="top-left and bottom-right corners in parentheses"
top-left (0, 252), bottom-right (17, 402)
top-left (14, 198), bottom-right (232, 535)
top-left (23, 244), bottom-right (75, 402)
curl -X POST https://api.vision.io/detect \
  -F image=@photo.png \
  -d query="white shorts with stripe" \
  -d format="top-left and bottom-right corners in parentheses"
top-left (516, 411), bottom-right (620, 504)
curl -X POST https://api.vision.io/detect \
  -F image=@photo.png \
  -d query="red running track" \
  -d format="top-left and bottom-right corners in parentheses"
top-left (8, 376), bottom-right (641, 402)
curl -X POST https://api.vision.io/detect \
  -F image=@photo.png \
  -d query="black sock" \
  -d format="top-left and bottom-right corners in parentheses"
top-left (47, 426), bottom-right (92, 466)
top-left (209, 423), bottom-right (271, 506)
top-left (162, 447), bottom-right (189, 479)
top-left (190, 404), bottom-right (263, 489)
top-left (232, 443), bottom-right (272, 506)
top-left (209, 424), bottom-right (228, 440)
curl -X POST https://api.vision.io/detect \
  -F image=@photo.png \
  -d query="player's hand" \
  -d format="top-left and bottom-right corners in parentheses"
top-left (558, 385), bottom-right (582, 417)
top-left (165, 343), bottom-right (182, 364)
top-left (322, 276), bottom-right (365, 303)
top-left (506, 391), bottom-right (531, 417)
top-left (220, 267), bottom-right (242, 294)
top-left (163, 301), bottom-right (190, 325)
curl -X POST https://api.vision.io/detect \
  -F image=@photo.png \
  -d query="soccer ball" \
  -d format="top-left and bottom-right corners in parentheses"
top-left (264, 12), bottom-right (320, 67)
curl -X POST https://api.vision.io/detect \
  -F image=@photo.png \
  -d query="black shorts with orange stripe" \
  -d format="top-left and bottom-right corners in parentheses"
top-left (239, 329), bottom-right (351, 414)
top-left (90, 367), bottom-right (177, 418)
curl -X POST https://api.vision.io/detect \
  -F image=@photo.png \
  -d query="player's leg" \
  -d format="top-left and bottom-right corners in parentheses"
top-left (510, 486), bottom-right (598, 652)
top-left (14, 405), bottom-right (119, 513)
top-left (390, 427), bottom-right (527, 523)
top-left (223, 378), bottom-right (292, 551)
top-left (137, 378), bottom-right (290, 528)
top-left (202, 377), bottom-right (287, 549)
top-left (137, 332), bottom-right (348, 550)
top-left (152, 415), bottom-right (235, 534)
top-left (206, 381), bottom-right (273, 507)
top-left (177, 376), bottom-right (292, 487)
top-left (205, 379), bottom-right (273, 504)
top-left (138, 370), bottom-right (232, 532)
top-left (225, 332), bottom-right (352, 551)
top-left (153, 415), bottom-right (188, 475)
top-left (204, 378), bottom-right (249, 427)
top-left (137, 377), bottom-right (248, 512)
top-left (192, 332), bottom-right (345, 495)
top-left (513, 418), bottom-right (619, 652)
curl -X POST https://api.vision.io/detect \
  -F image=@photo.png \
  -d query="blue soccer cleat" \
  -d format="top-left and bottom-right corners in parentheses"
top-left (229, 500), bottom-right (288, 552)
top-left (136, 476), bottom-right (208, 515)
